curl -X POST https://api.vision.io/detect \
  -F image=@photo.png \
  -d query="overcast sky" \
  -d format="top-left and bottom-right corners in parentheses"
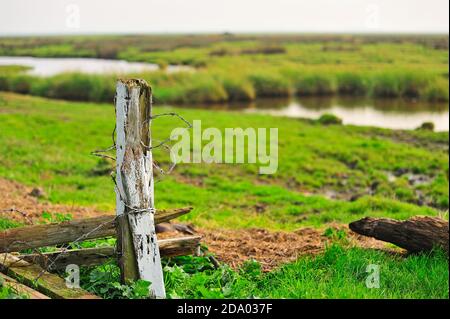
top-left (0, 0), bottom-right (448, 35)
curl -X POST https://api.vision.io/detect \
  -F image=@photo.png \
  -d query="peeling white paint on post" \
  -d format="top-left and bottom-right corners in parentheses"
top-left (115, 79), bottom-right (165, 298)
top-left (115, 82), bottom-right (127, 218)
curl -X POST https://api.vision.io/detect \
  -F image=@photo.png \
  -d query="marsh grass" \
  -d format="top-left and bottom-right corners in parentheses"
top-left (423, 77), bottom-right (450, 102)
top-left (336, 72), bottom-right (369, 95)
top-left (1, 67), bottom-right (446, 103)
top-left (0, 35), bottom-right (448, 103)
top-left (248, 72), bottom-right (292, 97)
top-left (294, 73), bottom-right (337, 96)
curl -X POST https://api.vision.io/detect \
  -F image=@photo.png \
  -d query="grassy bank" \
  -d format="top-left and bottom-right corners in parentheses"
top-left (0, 92), bottom-right (447, 230)
top-left (0, 34), bottom-right (448, 103)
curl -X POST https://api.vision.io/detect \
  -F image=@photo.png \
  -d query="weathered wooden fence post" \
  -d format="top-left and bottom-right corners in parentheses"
top-left (115, 79), bottom-right (165, 298)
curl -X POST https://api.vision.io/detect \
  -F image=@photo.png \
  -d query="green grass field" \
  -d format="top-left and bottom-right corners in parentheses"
top-left (0, 92), bottom-right (447, 230)
top-left (0, 92), bottom-right (448, 299)
top-left (78, 243), bottom-right (449, 299)
top-left (0, 34), bottom-right (448, 104)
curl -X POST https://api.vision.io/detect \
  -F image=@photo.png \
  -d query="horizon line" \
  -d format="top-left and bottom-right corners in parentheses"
top-left (0, 30), bottom-right (449, 37)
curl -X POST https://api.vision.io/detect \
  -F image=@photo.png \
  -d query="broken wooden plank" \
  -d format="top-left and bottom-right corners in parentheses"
top-left (0, 272), bottom-right (50, 299)
top-left (0, 215), bottom-right (115, 254)
top-left (349, 216), bottom-right (449, 254)
top-left (155, 207), bottom-right (194, 223)
top-left (158, 236), bottom-right (201, 258)
top-left (0, 206), bottom-right (192, 253)
top-left (0, 253), bottom-right (100, 299)
top-left (21, 246), bottom-right (115, 271)
top-left (20, 236), bottom-right (202, 271)
top-left (115, 79), bottom-right (165, 297)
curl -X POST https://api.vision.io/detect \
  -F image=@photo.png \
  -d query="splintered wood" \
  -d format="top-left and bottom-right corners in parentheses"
top-left (0, 272), bottom-right (50, 299)
top-left (0, 254), bottom-right (100, 299)
top-left (114, 79), bottom-right (165, 298)
top-left (0, 207), bottom-right (192, 253)
top-left (20, 236), bottom-right (201, 271)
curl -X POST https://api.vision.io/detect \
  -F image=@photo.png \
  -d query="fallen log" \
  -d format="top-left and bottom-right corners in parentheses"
top-left (0, 272), bottom-right (50, 299)
top-left (0, 207), bottom-right (193, 253)
top-left (349, 216), bottom-right (449, 254)
top-left (20, 236), bottom-right (201, 271)
top-left (0, 254), bottom-right (100, 299)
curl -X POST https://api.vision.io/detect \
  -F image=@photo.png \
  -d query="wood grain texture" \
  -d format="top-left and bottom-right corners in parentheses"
top-left (21, 246), bottom-right (116, 271)
top-left (349, 216), bottom-right (449, 254)
top-left (0, 207), bottom-right (192, 253)
top-left (0, 272), bottom-right (50, 299)
top-left (20, 236), bottom-right (201, 271)
top-left (0, 254), bottom-right (100, 299)
top-left (115, 79), bottom-right (165, 298)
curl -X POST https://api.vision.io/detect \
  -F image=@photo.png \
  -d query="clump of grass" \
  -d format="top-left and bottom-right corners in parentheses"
top-left (145, 72), bottom-right (229, 104)
top-left (416, 122), bottom-right (435, 131)
top-left (317, 113), bottom-right (343, 125)
top-left (179, 75), bottom-right (228, 103)
top-left (423, 78), bottom-right (449, 102)
top-left (9, 74), bottom-right (33, 94)
top-left (222, 77), bottom-right (255, 101)
top-left (0, 75), bottom-right (10, 91)
top-left (248, 72), bottom-right (291, 97)
top-left (336, 72), bottom-right (368, 95)
top-left (0, 218), bottom-right (21, 231)
top-left (370, 72), bottom-right (402, 98)
top-left (79, 262), bottom-right (153, 299)
top-left (88, 76), bottom-right (116, 102)
top-left (30, 73), bottom-right (114, 102)
top-left (399, 72), bottom-right (431, 98)
top-left (369, 70), bottom-right (436, 99)
top-left (295, 73), bottom-right (337, 96)
top-left (0, 67), bottom-right (32, 94)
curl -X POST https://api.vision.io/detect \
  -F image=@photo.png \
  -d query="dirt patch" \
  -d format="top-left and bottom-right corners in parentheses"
top-left (174, 172), bottom-right (205, 187)
top-left (0, 177), bottom-right (394, 271)
top-left (158, 224), bottom-right (391, 271)
top-left (198, 226), bottom-right (391, 271)
top-left (198, 227), bottom-right (325, 271)
top-left (0, 178), bottom-right (109, 224)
